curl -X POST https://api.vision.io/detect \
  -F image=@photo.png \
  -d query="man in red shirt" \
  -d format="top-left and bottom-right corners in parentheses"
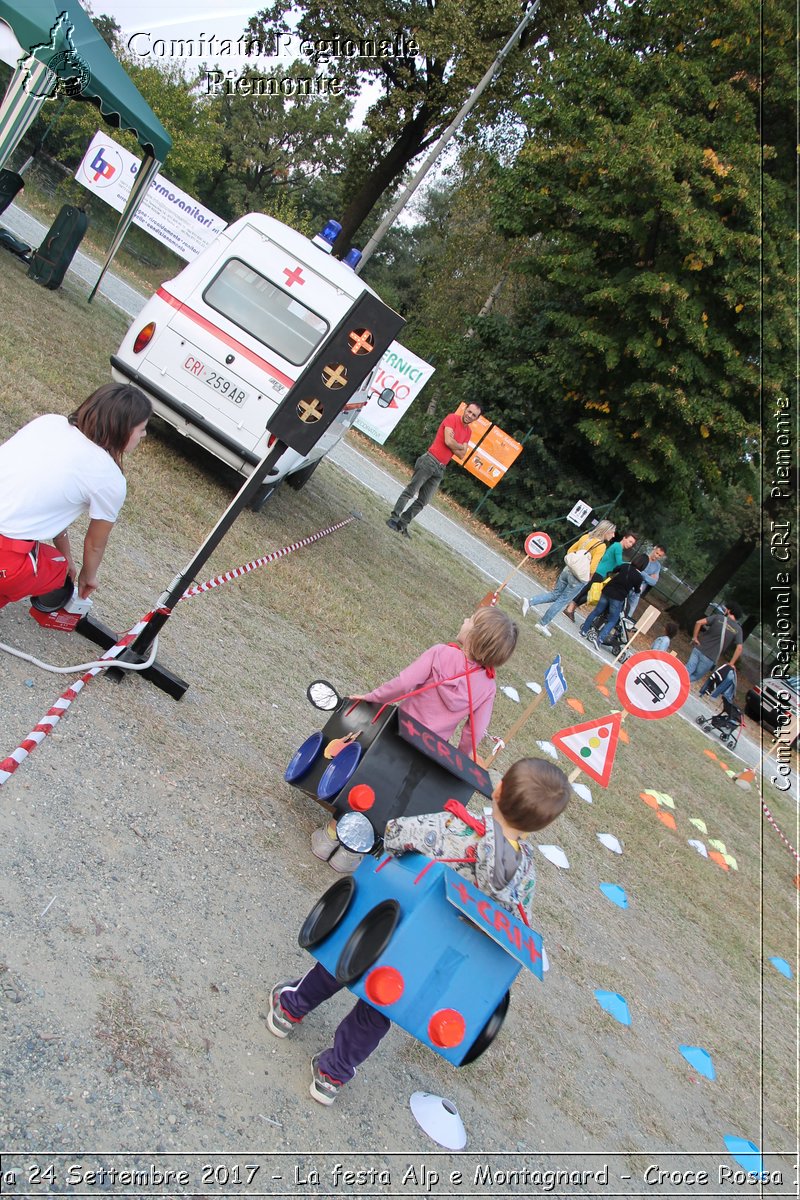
top-left (387, 403), bottom-right (483, 537)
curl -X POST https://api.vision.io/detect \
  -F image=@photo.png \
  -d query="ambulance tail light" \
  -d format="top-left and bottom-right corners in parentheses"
top-left (132, 322), bottom-right (156, 354)
top-left (267, 434), bottom-right (277, 448)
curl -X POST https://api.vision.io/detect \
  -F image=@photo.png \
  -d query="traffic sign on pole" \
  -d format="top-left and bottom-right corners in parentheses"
top-left (616, 651), bottom-right (690, 720)
top-left (525, 531), bottom-right (552, 559)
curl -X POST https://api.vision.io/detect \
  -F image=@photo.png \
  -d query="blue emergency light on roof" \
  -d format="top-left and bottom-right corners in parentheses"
top-left (343, 247), bottom-right (362, 270)
top-left (311, 219), bottom-right (342, 253)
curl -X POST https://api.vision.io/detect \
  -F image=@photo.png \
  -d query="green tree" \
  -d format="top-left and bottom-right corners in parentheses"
top-left (246, 0), bottom-right (562, 249)
top-left (199, 62), bottom-right (355, 223)
top-left (491, 0), bottom-right (792, 509)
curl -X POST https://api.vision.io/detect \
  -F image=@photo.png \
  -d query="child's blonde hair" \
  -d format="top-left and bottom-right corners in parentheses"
top-left (465, 607), bottom-right (518, 668)
top-left (497, 758), bottom-right (571, 831)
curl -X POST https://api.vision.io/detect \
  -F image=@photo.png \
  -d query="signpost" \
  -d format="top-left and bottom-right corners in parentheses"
top-left (479, 656), bottom-right (567, 769)
top-left (566, 500), bottom-right (592, 526)
top-left (480, 530), bottom-right (552, 608)
top-left (551, 712), bottom-right (624, 788)
top-left (452, 404), bottom-right (523, 490)
top-left (525, 531), bottom-right (552, 559)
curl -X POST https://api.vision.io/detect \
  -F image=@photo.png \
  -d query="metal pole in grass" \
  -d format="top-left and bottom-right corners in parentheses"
top-left (113, 439), bottom-right (291, 664)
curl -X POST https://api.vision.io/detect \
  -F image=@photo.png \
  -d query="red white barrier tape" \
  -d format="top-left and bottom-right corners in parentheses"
top-left (760, 798), bottom-right (800, 864)
top-left (178, 516), bottom-right (356, 601)
top-left (0, 609), bottom-right (163, 786)
top-left (0, 517), bottom-right (356, 785)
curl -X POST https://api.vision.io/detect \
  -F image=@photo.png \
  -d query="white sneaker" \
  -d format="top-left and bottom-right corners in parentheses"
top-left (534, 623), bottom-right (552, 638)
top-left (329, 846), bottom-right (364, 873)
top-left (521, 597), bottom-right (530, 618)
top-left (310, 820), bottom-right (338, 861)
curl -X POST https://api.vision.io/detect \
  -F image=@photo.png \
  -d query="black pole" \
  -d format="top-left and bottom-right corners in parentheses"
top-left (119, 439), bottom-right (288, 660)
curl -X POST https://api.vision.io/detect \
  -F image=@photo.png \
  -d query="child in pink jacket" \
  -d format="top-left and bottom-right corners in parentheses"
top-left (311, 606), bottom-right (518, 868)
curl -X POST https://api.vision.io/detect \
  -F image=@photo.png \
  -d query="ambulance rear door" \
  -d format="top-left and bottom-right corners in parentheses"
top-left (144, 221), bottom-right (364, 459)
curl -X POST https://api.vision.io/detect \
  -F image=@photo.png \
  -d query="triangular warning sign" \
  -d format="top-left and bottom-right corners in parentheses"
top-left (551, 712), bottom-right (623, 787)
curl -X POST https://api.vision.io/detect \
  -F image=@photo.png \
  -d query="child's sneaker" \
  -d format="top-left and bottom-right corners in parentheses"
top-left (329, 845), bottom-right (364, 873)
top-left (534, 622), bottom-right (551, 638)
top-left (310, 1053), bottom-right (345, 1105)
top-left (311, 819), bottom-right (338, 861)
top-left (266, 981), bottom-right (302, 1038)
top-left (521, 597), bottom-right (530, 618)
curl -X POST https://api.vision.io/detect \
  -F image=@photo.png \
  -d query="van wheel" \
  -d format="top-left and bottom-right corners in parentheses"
top-left (250, 481), bottom-right (279, 512)
top-left (286, 460), bottom-right (320, 491)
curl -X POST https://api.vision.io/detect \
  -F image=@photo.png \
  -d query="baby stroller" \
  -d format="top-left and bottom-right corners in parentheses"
top-left (587, 610), bottom-right (636, 661)
top-left (696, 697), bottom-right (744, 750)
top-left (604, 612), bottom-right (636, 662)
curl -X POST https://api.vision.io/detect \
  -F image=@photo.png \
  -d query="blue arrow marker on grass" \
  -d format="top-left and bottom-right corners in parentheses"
top-left (678, 1045), bottom-right (715, 1080)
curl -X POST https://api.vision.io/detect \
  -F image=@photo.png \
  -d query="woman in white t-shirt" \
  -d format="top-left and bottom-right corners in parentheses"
top-left (0, 384), bottom-right (152, 608)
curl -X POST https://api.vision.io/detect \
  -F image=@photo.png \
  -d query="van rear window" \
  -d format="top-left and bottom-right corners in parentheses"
top-left (203, 259), bottom-right (328, 365)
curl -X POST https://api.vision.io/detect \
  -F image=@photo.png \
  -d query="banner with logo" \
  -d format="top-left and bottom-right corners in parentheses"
top-left (354, 343), bottom-right (435, 445)
top-left (76, 131), bottom-right (226, 260)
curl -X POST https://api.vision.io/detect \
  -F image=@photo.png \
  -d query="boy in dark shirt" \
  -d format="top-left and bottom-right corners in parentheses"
top-left (580, 552), bottom-right (648, 646)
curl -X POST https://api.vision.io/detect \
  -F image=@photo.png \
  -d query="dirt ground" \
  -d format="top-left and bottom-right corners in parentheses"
top-left (0, 432), bottom-right (797, 1198)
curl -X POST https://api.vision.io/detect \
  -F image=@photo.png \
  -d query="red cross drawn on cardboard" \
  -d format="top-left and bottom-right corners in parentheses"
top-left (551, 711), bottom-right (623, 787)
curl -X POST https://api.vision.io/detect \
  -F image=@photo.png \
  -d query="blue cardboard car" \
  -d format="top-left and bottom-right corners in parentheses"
top-left (298, 849), bottom-right (544, 1066)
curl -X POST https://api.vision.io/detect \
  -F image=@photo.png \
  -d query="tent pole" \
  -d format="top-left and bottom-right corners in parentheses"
top-left (88, 152), bottom-right (161, 302)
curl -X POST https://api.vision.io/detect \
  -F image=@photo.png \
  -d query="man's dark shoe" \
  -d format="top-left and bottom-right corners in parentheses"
top-left (386, 517), bottom-right (400, 531)
top-left (399, 525), bottom-right (412, 538)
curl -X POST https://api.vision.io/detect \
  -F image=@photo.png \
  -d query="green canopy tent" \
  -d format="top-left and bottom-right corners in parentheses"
top-left (0, 0), bottom-right (171, 297)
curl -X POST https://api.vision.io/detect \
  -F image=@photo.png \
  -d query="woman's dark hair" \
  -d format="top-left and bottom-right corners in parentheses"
top-left (69, 384), bottom-right (152, 467)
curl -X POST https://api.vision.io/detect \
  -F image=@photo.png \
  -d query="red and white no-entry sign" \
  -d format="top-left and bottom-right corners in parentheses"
top-left (616, 651), bottom-right (690, 720)
top-left (525, 531), bottom-right (552, 559)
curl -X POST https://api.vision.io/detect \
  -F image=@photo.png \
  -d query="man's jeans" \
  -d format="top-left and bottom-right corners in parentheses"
top-left (527, 566), bottom-right (584, 627)
top-left (581, 594), bottom-right (624, 643)
top-left (390, 452), bottom-right (445, 528)
top-left (700, 669), bottom-right (736, 702)
top-left (686, 646), bottom-right (715, 683)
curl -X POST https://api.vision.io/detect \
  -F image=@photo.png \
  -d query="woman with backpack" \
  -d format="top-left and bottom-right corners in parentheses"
top-left (521, 520), bottom-right (615, 638)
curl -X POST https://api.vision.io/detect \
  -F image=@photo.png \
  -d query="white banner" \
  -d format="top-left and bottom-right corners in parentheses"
top-left (75, 131), bottom-right (227, 261)
top-left (354, 342), bottom-right (435, 445)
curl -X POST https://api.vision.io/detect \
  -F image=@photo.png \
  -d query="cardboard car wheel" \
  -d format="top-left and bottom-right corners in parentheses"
top-left (298, 877), bottom-right (356, 949)
top-left (316, 740), bottom-right (363, 801)
top-left (335, 900), bottom-right (401, 985)
top-left (459, 990), bottom-right (511, 1065)
top-left (284, 731), bottom-right (325, 783)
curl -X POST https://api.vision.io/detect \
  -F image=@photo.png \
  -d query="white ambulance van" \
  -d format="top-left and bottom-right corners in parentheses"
top-left (111, 215), bottom-right (386, 508)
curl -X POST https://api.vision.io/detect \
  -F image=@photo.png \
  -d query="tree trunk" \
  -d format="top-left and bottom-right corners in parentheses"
top-left (668, 535), bottom-right (756, 630)
top-left (333, 107), bottom-right (436, 252)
